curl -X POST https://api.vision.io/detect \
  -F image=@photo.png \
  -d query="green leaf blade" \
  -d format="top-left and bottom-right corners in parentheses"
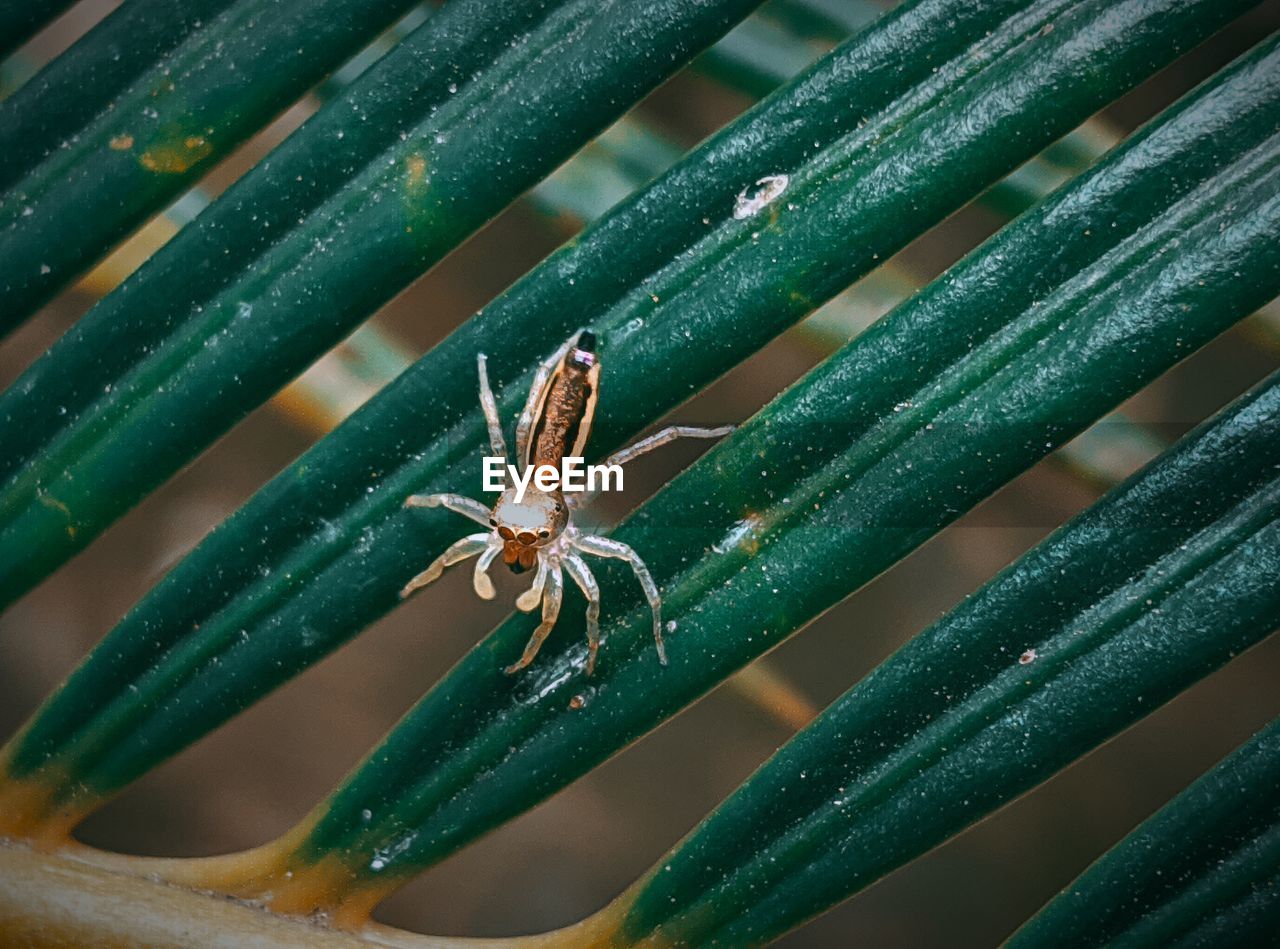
top-left (0, 0), bottom-right (1264, 879)
top-left (265, 32), bottom-right (1280, 898)
top-left (615, 373), bottom-right (1280, 945)
top-left (0, 0), bottom-right (764, 605)
top-left (0, 0), bottom-right (241, 192)
top-left (0, 0), bottom-right (430, 331)
top-left (0, 0), bottom-right (75, 60)
top-left (0, 0), bottom-right (1081, 753)
top-left (1010, 718), bottom-right (1280, 948)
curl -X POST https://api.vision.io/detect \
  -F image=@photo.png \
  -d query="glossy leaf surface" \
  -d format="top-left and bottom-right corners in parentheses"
top-left (2, 0), bottom-right (1248, 836)
top-left (0, 0), bottom-right (428, 327)
top-left (608, 374), bottom-right (1280, 944)
top-left (193, 32), bottom-right (1280, 909)
top-left (1010, 717), bottom-right (1280, 948)
top-left (0, 0), bottom-right (1271, 929)
top-left (0, 0), bottom-right (762, 602)
top-left (0, 0), bottom-right (242, 191)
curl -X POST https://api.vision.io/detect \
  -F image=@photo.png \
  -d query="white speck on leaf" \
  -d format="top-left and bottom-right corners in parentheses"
top-left (733, 174), bottom-right (790, 220)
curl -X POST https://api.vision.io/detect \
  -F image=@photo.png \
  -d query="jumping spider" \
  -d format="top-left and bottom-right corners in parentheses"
top-left (401, 330), bottom-right (731, 675)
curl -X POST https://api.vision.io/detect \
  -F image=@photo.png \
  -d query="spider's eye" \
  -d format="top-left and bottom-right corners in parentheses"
top-left (553, 503), bottom-right (563, 512)
top-left (489, 517), bottom-right (497, 527)
top-left (538, 528), bottom-right (550, 538)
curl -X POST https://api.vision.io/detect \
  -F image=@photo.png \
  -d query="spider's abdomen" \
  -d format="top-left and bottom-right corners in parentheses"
top-left (527, 331), bottom-right (599, 468)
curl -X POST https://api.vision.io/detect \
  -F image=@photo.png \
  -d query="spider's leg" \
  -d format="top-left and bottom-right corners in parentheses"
top-left (473, 539), bottom-right (502, 599)
top-left (404, 493), bottom-right (491, 527)
top-left (515, 332), bottom-right (579, 462)
top-left (573, 534), bottom-right (666, 665)
top-left (563, 551), bottom-right (601, 675)
top-left (401, 533), bottom-right (490, 599)
top-left (515, 556), bottom-right (549, 612)
top-left (567, 424), bottom-right (734, 509)
top-left (505, 562), bottom-right (564, 675)
top-left (476, 353), bottom-right (509, 460)
top-left (606, 424), bottom-right (735, 468)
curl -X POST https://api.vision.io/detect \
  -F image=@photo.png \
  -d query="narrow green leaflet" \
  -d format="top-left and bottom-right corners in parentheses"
top-left (769, 0), bottom-right (879, 37)
top-left (257, 40), bottom-right (1279, 906)
top-left (0, 0), bottom-right (432, 328)
top-left (697, 0), bottom-right (1114, 221)
top-left (0, 0), bottom-right (1249, 842)
top-left (1011, 718), bottom-right (1280, 948)
top-left (696, 10), bottom-right (832, 97)
top-left (0, 0), bottom-right (243, 191)
top-left (0, 0), bottom-right (75, 60)
top-left (607, 372), bottom-right (1280, 945)
top-left (0, 0), bottom-right (762, 604)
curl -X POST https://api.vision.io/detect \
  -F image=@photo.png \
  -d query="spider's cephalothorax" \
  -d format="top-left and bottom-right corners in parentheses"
top-left (402, 330), bottom-right (732, 675)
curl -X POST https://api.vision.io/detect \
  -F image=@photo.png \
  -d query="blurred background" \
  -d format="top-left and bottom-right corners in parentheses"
top-left (2, 1), bottom-right (1279, 945)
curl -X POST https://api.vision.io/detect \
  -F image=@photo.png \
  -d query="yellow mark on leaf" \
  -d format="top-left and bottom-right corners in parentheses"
top-left (108, 133), bottom-right (134, 151)
top-left (36, 491), bottom-right (75, 539)
top-left (0, 760), bottom-right (82, 849)
top-left (140, 134), bottom-right (214, 174)
top-left (166, 820), bottom-right (378, 931)
top-left (404, 153), bottom-right (428, 192)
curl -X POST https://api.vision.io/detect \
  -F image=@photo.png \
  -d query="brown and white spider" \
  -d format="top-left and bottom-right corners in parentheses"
top-left (401, 330), bottom-right (732, 675)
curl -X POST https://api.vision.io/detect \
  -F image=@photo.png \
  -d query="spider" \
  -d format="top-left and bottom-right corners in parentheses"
top-left (401, 330), bottom-right (732, 675)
